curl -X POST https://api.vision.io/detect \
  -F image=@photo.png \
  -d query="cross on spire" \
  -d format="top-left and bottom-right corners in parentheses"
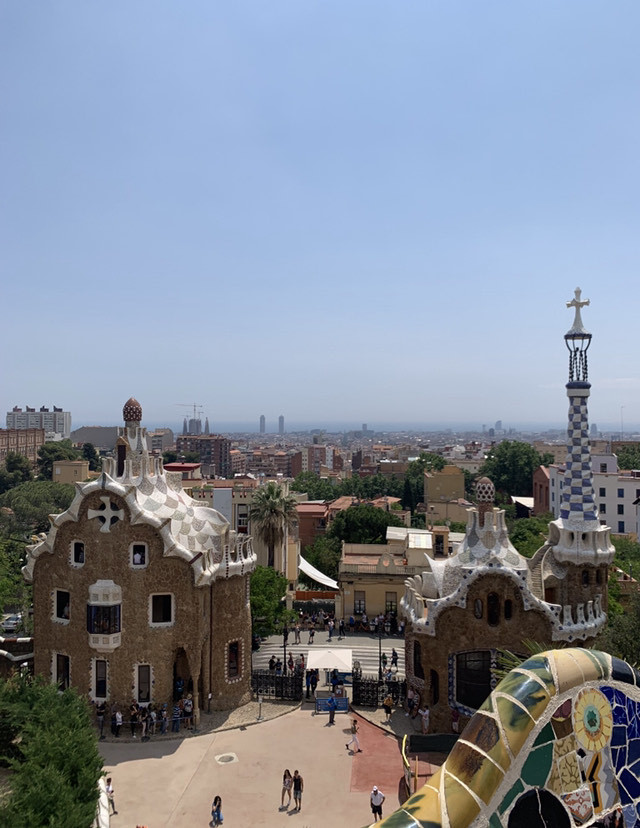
top-left (566, 287), bottom-right (590, 335)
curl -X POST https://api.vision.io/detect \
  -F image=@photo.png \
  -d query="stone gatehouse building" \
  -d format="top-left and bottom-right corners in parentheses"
top-left (23, 398), bottom-right (257, 717)
top-left (401, 290), bottom-right (615, 732)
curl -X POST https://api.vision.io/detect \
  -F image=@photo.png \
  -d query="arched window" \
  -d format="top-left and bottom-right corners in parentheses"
top-left (596, 569), bottom-right (602, 585)
top-left (504, 599), bottom-right (513, 620)
top-left (413, 640), bottom-right (425, 680)
top-left (487, 593), bottom-right (500, 626)
top-left (582, 570), bottom-right (590, 586)
top-left (474, 599), bottom-right (483, 619)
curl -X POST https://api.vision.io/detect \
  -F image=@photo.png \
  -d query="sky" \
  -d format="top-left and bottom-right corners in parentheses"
top-left (2, 2), bottom-right (639, 433)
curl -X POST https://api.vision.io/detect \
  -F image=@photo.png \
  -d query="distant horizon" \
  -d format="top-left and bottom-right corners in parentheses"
top-left (70, 419), bottom-right (640, 437)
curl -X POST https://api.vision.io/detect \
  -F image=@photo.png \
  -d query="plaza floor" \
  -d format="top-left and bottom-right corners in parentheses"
top-left (100, 702), bottom-right (432, 828)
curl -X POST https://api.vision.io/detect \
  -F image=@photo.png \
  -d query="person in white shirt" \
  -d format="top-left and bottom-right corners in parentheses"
top-left (370, 786), bottom-right (385, 822)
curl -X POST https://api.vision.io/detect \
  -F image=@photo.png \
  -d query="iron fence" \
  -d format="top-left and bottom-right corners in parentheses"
top-left (352, 674), bottom-right (406, 708)
top-left (251, 670), bottom-right (304, 701)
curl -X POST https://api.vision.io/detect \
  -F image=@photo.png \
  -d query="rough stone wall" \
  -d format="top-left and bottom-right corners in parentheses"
top-left (32, 491), bottom-right (208, 710)
top-left (207, 574), bottom-right (253, 710)
top-left (406, 573), bottom-right (554, 733)
top-left (553, 562), bottom-right (608, 615)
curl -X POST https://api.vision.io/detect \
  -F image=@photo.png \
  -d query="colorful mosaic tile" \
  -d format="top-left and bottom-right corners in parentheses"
top-left (376, 648), bottom-right (640, 828)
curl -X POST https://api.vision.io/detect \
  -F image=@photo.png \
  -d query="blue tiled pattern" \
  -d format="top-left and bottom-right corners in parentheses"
top-left (559, 395), bottom-right (598, 522)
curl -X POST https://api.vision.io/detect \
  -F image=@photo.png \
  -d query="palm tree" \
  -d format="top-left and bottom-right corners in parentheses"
top-left (249, 482), bottom-right (298, 568)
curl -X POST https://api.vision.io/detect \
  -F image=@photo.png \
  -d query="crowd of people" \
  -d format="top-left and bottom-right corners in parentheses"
top-left (95, 691), bottom-right (195, 741)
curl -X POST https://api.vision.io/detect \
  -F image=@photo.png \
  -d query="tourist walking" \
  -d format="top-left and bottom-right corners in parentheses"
top-left (419, 704), bottom-right (430, 734)
top-left (305, 670), bottom-right (312, 699)
top-left (294, 623), bottom-right (301, 644)
top-left (310, 669), bottom-right (318, 696)
top-left (292, 770), bottom-right (304, 812)
top-left (327, 693), bottom-right (337, 725)
top-left (382, 693), bottom-right (393, 723)
top-left (328, 618), bottom-right (334, 640)
top-left (280, 768), bottom-right (293, 810)
top-left (308, 626), bottom-right (315, 645)
top-left (106, 777), bottom-right (117, 815)
top-left (391, 648), bottom-right (398, 669)
top-left (370, 786), bottom-right (385, 822)
top-left (339, 618), bottom-right (345, 638)
top-left (211, 794), bottom-right (223, 825)
top-left (345, 718), bottom-right (363, 753)
top-left (115, 707), bottom-right (122, 737)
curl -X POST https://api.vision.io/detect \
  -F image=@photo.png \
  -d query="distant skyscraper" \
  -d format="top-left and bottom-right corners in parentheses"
top-left (590, 422), bottom-right (598, 437)
top-left (362, 423), bottom-right (368, 433)
top-left (495, 420), bottom-right (503, 432)
top-left (278, 415), bottom-right (284, 435)
top-left (183, 418), bottom-right (188, 435)
top-left (259, 415), bottom-right (265, 434)
top-left (204, 417), bottom-right (210, 435)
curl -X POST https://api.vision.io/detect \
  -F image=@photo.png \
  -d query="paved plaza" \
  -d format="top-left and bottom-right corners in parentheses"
top-left (100, 700), bottom-right (435, 827)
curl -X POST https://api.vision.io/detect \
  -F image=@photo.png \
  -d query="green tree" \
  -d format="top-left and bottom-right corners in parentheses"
top-left (0, 538), bottom-right (32, 617)
top-left (617, 444), bottom-right (640, 471)
top-left (291, 472), bottom-right (336, 501)
top-left (162, 450), bottom-right (178, 464)
top-left (181, 451), bottom-right (200, 463)
top-left (0, 675), bottom-right (103, 828)
top-left (250, 482), bottom-right (298, 568)
top-left (0, 453), bottom-right (33, 495)
top-left (249, 565), bottom-right (289, 635)
top-left (0, 481), bottom-right (75, 536)
top-left (508, 514), bottom-right (553, 558)
top-left (302, 536), bottom-right (342, 583)
top-left (81, 443), bottom-right (100, 472)
top-left (479, 441), bottom-right (553, 497)
top-left (327, 503), bottom-right (404, 545)
top-left (404, 452), bottom-right (446, 504)
top-left (36, 440), bottom-right (79, 480)
top-left (597, 593), bottom-right (640, 665)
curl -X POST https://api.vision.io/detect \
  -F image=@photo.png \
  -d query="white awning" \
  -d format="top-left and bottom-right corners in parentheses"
top-left (306, 649), bottom-right (353, 672)
top-left (298, 555), bottom-right (339, 590)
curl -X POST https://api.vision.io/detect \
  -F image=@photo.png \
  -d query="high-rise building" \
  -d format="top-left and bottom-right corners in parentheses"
top-left (6, 405), bottom-right (71, 439)
top-left (278, 415), bottom-right (284, 435)
top-left (259, 415), bottom-right (265, 434)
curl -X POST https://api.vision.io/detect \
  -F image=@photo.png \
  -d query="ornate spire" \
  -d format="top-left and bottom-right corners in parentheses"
top-left (560, 289), bottom-right (597, 525)
top-left (565, 287), bottom-right (592, 384)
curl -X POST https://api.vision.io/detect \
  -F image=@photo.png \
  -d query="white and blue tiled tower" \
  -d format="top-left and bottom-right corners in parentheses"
top-left (545, 289), bottom-right (614, 639)
top-left (559, 287), bottom-right (598, 525)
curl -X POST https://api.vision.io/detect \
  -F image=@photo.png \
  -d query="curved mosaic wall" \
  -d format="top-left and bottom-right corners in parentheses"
top-left (374, 648), bottom-right (639, 828)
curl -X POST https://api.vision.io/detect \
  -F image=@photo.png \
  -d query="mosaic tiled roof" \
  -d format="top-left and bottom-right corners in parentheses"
top-left (23, 454), bottom-right (256, 585)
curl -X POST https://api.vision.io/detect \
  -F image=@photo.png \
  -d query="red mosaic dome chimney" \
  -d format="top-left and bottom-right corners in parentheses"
top-left (123, 397), bottom-right (142, 424)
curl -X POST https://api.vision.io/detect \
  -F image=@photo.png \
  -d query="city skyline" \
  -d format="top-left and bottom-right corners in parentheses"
top-left (2, 4), bottom-right (639, 428)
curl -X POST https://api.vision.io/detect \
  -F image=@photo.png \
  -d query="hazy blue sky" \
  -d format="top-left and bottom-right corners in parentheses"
top-left (2, 2), bottom-right (639, 432)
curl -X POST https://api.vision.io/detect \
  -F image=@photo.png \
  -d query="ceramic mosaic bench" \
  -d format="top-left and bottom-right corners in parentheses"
top-left (373, 648), bottom-right (639, 828)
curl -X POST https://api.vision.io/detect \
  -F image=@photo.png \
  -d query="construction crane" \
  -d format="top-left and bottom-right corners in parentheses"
top-left (176, 403), bottom-right (204, 421)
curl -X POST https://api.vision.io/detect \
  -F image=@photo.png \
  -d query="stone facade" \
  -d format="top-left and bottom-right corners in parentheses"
top-left (23, 398), bottom-right (256, 717)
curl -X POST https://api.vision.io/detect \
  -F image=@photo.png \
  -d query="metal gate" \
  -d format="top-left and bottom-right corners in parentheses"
top-left (352, 675), bottom-right (406, 708)
top-left (251, 670), bottom-right (304, 701)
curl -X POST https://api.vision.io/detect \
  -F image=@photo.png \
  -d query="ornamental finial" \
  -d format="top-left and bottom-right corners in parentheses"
top-left (566, 287), bottom-right (590, 336)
